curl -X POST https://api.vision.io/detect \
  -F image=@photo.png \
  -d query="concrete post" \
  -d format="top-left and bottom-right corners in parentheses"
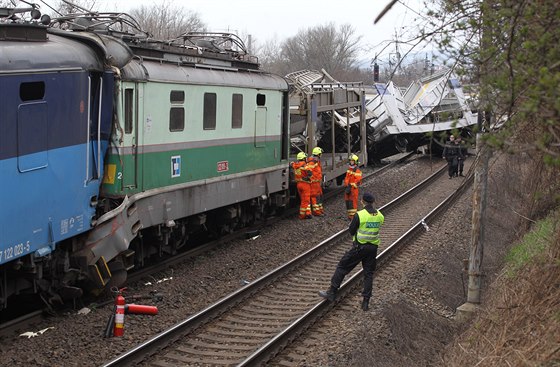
top-left (457, 131), bottom-right (490, 321)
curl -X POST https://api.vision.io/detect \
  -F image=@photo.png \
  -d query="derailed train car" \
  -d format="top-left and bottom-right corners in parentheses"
top-left (364, 69), bottom-right (478, 159)
top-left (286, 69), bottom-right (368, 185)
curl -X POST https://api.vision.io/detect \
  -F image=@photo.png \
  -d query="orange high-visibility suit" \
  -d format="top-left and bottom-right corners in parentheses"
top-left (306, 156), bottom-right (324, 215)
top-left (343, 165), bottom-right (362, 219)
top-left (291, 160), bottom-right (312, 219)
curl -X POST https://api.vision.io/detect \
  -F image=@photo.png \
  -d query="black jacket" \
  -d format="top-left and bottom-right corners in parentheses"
top-left (443, 143), bottom-right (463, 159)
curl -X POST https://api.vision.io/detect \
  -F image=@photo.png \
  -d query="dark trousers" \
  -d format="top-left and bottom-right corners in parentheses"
top-left (330, 243), bottom-right (378, 299)
top-left (447, 157), bottom-right (458, 177)
top-left (458, 158), bottom-right (464, 174)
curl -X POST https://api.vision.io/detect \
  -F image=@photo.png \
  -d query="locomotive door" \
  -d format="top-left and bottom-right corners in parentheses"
top-left (121, 83), bottom-right (139, 190)
top-left (254, 106), bottom-right (267, 147)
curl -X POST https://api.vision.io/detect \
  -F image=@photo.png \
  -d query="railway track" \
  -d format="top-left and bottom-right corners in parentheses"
top-left (101, 158), bottom-right (473, 366)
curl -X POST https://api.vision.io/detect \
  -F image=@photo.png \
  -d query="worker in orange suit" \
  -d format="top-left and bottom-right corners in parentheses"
top-left (343, 154), bottom-right (362, 220)
top-left (291, 152), bottom-right (313, 219)
top-left (307, 147), bottom-right (324, 216)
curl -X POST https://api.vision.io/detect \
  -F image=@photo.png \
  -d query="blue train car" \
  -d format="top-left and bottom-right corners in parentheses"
top-left (0, 23), bottom-right (115, 307)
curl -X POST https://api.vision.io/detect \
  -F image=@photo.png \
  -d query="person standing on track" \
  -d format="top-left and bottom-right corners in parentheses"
top-left (318, 192), bottom-right (384, 311)
top-left (291, 152), bottom-right (313, 219)
top-left (307, 147), bottom-right (325, 216)
top-left (343, 154), bottom-right (362, 219)
top-left (442, 135), bottom-right (463, 179)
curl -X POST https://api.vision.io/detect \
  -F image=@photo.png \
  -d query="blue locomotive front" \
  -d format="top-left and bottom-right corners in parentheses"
top-left (0, 23), bottom-right (114, 305)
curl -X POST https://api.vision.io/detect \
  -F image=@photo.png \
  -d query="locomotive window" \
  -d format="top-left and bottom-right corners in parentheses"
top-left (256, 93), bottom-right (266, 106)
top-left (232, 94), bottom-right (243, 128)
top-left (124, 89), bottom-right (134, 134)
top-left (20, 81), bottom-right (45, 101)
top-left (169, 107), bottom-right (185, 131)
top-left (203, 93), bottom-right (216, 130)
top-left (170, 90), bottom-right (184, 103)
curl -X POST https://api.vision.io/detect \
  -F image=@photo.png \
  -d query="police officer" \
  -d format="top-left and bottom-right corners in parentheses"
top-left (319, 192), bottom-right (384, 311)
top-left (442, 135), bottom-right (463, 178)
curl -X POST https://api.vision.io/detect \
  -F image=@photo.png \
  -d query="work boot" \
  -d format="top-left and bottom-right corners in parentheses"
top-left (361, 298), bottom-right (369, 311)
top-left (318, 287), bottom-right (337, 302)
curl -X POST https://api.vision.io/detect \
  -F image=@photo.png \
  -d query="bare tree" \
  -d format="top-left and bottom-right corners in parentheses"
top-left (37, 0), bottom-right (99, 17)
top-left (278, 23), bottom-right (362, 79)
top-left (128, 0), bottom-right (206, 40)
top-left (255, 37), bottom-right (292, 76)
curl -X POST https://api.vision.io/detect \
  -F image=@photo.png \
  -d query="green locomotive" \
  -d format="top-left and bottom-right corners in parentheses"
top-left (81, 31), bottom-right (291, 285)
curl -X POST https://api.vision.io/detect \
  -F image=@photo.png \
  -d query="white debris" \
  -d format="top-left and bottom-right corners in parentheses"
top-left (156, 277), bottom-right (173, 284)
top-left (77, 307), bottom-right (91, 315)
top-left (20, 327), bottom-right (54, 338)
top-left (145, 275), bottom-right (173, 286)
top-left (20, 332), bottom-right (37, 338)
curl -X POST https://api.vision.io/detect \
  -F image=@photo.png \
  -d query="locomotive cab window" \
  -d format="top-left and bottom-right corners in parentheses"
top-left (203, 93), bottom-right (216, 130)
top-left (232, 93), bottom-right (243, 129)
top-left (170, 90), bottom-right (184, 103)
top-left (169, 90), bottom-right (185, 132)
top-left (124, 89), bottom-right (134, 134)
top-left (20, 81), bottom-right (45, 101)
top-left (256, 93), bottom-right (266, 106)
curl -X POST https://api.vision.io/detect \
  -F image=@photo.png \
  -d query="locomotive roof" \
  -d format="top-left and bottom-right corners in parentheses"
top-left (45, 13), bottom-right (262, 71)
top-left (0, 24), bottom-right (104, 72)
top-left (121, 59), bottom-right (288, 90)
top-left (126, 34), bottom-right (261, 72)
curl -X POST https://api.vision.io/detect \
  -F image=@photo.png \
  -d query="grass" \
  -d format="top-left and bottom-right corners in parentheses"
top-left (504, 215), bottom-right (555, 277)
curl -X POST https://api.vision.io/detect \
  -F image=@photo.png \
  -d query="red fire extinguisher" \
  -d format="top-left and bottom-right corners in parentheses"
top-left (113, 289), bottom-right (126, 337)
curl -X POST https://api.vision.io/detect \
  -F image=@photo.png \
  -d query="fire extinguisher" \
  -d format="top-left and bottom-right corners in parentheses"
top-left (113, 289), bottom-right (126, 337)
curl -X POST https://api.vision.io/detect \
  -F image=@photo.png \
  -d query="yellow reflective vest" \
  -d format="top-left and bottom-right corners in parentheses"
top-left (354, 208), bottom-right (384, 245)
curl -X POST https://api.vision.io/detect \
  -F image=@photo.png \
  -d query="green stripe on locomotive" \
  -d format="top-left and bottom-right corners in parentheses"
top-left (102, 140), bottom-right (283, 196)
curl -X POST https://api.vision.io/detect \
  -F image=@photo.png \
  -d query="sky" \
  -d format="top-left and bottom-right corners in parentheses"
top-left (35, 0), bottom-right (430, 68)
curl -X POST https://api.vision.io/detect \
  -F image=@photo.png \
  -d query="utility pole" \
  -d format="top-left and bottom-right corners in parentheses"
top-left (456, 0), bottom-right (492, 321)
top-left (457, 114), bottom-right (491, 320)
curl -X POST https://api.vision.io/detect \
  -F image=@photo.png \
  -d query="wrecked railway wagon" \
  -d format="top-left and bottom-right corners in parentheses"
top-left (286, 69), bottom-right (369, 185)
